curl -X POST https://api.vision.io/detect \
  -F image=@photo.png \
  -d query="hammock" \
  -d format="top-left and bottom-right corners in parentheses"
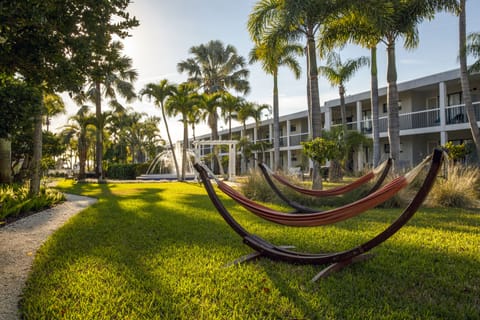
top-left (258, 159), bottom-right (392, 213)
top-left (193, 149), bottom-right (443, 279)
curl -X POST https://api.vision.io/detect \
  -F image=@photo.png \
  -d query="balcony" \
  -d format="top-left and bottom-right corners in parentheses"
top-left (339, 102), bottom-right (480, 134)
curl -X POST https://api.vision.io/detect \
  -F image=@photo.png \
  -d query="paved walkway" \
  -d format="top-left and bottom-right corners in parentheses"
top-left (0, 194), bottom-right (97, 320)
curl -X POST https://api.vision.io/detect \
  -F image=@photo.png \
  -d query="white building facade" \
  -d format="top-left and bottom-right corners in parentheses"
top-left (194, 69), bottom-right (480, 173)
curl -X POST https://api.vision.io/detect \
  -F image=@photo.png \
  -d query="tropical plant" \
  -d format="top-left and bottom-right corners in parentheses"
top-left (248, 0), bottom-right (349, 187)
top-left (467, 32), bottom-right (480, 72)
top-left (177, 40), bottom-right (250, 173)
top-left (76, 41), bottom-right (138, 181)
top-left (61, 105), bottom-right (96, 179)
top-left (219, 92), bottom-right (243, 140)
top-left (249, 38), bottom-right (303, 170)
top-left (43, 93), bottom-right (65, 132)
top-left (165, 83), bottom-right (198, 180)
top-left (140, 79), bottom-right (180, 179)
top-left (318, 52), bottom-right (369, 129)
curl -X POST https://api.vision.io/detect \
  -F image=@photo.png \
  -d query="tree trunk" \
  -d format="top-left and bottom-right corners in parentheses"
top-left (307, 28), bottom-right (323, 189)
top-left (370, 46), bottom-right (381, 167)
top-left (95, 82), bottom-right (105, 182)
top-left (182, 117), bottom-right (188, 181)
top-left (339, 85), bottom-right (347, 129)
top-left (273, 71), bottom-right (281, 170)
top-left (386, 40), bottom-right (401, 173)
top-left (161, 103), bottom-right (180, 180)
top-left (459, 0), bottom-right (480, 163)
top-left (30, 107), bottom-right (43, 196)
top-left (0, 138), bottom-right (12, 183)
top-left (78, 134), bottom-right (87, 180)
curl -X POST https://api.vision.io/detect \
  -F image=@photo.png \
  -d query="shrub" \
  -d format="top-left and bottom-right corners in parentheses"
top-left (427, 164), bottom-right (480, 208)
top-left (106, 163), bottom-right (150, 180)
top-left (0, 184), bottom-right (66, 222)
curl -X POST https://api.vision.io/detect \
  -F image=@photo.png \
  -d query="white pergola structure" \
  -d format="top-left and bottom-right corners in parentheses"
top-left (192, 140), bottom-right (238, 181)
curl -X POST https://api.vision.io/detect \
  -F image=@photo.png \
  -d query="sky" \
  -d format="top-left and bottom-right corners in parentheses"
top-left (56, 0), bottom-right (480, 143)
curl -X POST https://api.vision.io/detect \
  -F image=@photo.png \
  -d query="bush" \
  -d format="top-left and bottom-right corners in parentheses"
top-left (427, 164), bottom-right (480, 208)
top-left (106, 163), bottom-right (150, 180)
top-left (0, 184), bottom-right (66, 222)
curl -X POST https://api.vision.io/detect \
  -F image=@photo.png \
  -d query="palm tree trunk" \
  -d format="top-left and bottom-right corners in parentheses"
top-left (273, 71), bottom-right (281, 170)
top-left (370, 46), bottom-right (381, 167)
top-left (339, 85), bottom-right (347, 129)
top-left (30, 107), bottom-right (43, 196)
top-left (386, 40), bottom-right (401, 173)
top-left (0, 138), bottom-right (12, 183)
top-left (160, 103), bottom-right (180, 180)
top-left (182, 117), bottom-right (188, 181)
top-left (95, 82), bottom-right (105, 181)
top-left (78, 134), bottom-right (87, 180)
top-left (307, 28), bottom-right (323, 189)
top-left (459, 0), bottom-right (480, 163)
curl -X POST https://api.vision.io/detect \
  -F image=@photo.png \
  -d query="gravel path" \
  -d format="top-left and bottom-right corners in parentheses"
top-left (0, 194), bottom-right (97, 320)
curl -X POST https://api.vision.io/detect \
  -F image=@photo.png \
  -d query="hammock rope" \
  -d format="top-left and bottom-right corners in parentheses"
top-left (265, 158), bottom-right (391, 197)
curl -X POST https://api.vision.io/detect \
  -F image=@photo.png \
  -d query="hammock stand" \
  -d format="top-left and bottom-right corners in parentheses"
top-left (194, 149), bottom-right (443, 280)
top-left (258, 159), bottom-right (392, 213)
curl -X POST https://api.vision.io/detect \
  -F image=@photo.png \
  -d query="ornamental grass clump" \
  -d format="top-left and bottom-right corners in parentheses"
top-left (428, 164), bottom-right (480, 208)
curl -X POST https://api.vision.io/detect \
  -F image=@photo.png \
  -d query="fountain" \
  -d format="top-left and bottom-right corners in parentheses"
top-left (137, 143), bottom-right (196, 181)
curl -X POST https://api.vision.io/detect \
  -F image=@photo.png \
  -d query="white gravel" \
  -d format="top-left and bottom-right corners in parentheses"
top-left (0, 194), bottom-right (97, 320)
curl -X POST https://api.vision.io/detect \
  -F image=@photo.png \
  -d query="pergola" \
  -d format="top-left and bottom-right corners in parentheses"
top-left (192, 140), bottom-right (238, 181)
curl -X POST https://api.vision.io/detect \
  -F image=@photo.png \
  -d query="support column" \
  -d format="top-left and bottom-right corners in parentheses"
top-left (439, 81), bottom-right (447, 145)
top-left (325, 106), bottom-right (331, 131)
top-left (356, 101), bottom-right (362, 132)
top-left (229, 143), bottom-right (236, 181)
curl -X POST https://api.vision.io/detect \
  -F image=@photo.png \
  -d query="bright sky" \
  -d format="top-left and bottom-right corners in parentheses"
top-left (57, 0), bottom-right (480, 143)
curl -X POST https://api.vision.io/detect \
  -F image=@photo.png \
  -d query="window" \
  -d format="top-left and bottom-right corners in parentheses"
top-left (384, 144), bottom-right (390, 153)
top-left (290, 124), bottom-right (297, 132)
top-left (447, 92), bottom-right (462, 106)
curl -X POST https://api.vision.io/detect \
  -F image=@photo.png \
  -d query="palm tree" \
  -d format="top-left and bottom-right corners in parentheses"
top-left (467, 32), bottom-right (480, 72)
top-left (196, 92), bottom-right (225, 175)
top-left (321, 0), bottom-right (458, 171)
top-left (140, 79), bottom-right (180, 179)
top-left (319, 5), bottom-right (383, 167)
top-left (43, 93), bottom-right (65, 132)
top-left (77, 41), bottom-right (138, 181)
top-left (458, 0), bottom-right (480, 162)
top-left (62, 105), bottom-right (96, 180)
top-left (318, 52), bottom-right (369, 129)
top-left (248, 0), bottom-right (346, 186)
top-left (177, 40), bottom-right (250, 173)
top-left (249, 38), bottom-right (303, 170)
top-left (165, 83), bottom-right (197, 180)
top-left (219, 92), bottom-right (243, 140)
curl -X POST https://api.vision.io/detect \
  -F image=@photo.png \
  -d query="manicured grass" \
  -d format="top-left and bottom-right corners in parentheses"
top-left (20, 181), bottom-right (480, 319)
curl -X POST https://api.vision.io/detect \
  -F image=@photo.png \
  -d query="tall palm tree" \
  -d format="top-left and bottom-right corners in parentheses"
top-left (249, 38), bottom-right (303, 170)
top-left (318, 52), bottom-right (369, 129)
top-left (319, 5), bottom-right (383, 167)
top-left (248, 0), bottom-right (347, 185)
top-left (78, 41), bottom-right (138, 181)
top-left (165, 83), bottom-right (197, 180)
top-left (177, 40), bottom-right (250, 173)
top-left (458, 0), bottom-right (480, 162)
top-left (321, 0), bottom-right (457, 171)
top-left (140, 79), bottom-right (180, 179)
top-left (43, 93), bottom-right (65, 132)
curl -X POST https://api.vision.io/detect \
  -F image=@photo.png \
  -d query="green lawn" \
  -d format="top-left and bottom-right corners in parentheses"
top-left (20, 181), bottom-right (480, 319)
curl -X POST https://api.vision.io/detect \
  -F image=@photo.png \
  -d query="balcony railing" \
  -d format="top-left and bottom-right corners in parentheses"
top-left (338, 102), bottom-right (480, 134)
